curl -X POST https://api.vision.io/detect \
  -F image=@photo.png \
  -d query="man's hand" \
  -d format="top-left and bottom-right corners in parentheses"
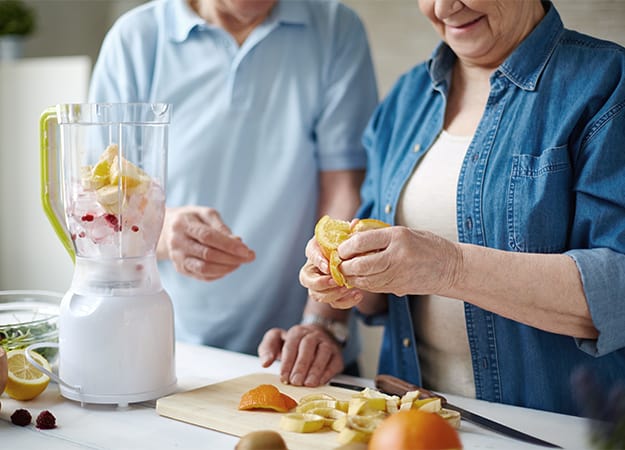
top-left (157, 206), bottom-right (255, 281)
top-left (258, 325), bottom-right (344, 387)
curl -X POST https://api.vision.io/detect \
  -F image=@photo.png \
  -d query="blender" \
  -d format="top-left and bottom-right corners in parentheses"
top-left (28, 103), bottom-right (176, 406)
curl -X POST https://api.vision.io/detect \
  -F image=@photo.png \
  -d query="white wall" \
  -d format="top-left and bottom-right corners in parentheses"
top-left (0, 56), bottom-right (91, 293)
top-left (4, 0), bottom-right (625, 379)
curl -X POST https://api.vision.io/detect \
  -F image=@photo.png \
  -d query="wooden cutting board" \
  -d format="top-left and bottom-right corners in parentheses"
top-left (156, 372), bottom-right (362, 450)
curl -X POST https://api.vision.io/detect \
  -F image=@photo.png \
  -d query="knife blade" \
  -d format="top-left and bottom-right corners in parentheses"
top-left (374, 374), bottom-right (562, 448)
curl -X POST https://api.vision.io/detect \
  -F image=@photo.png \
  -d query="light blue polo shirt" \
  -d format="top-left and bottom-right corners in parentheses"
top-left (88, 0), bottom-right (378, 363)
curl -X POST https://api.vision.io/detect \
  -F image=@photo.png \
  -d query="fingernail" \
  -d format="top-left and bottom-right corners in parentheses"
top-left (290, 373), bottom-right (303, 385)
top-left (304, 375), bottom-right (318, 386)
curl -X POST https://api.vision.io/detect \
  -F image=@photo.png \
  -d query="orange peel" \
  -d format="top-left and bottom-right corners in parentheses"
top-left (239, 384), bottom-right (298, 412)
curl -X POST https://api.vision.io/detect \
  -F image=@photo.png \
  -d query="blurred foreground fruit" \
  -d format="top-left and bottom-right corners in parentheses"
top-left (239, 384), bottom-right (298, 413)
top-left (571, 366), bottom-right (625, 450)
top-left (368, 409), bottom-right (462, 450)
top-left (0, 347), bottom-right (7, 394)
top-left (4, 349), bottom-right (50, 401)
top-left (314, 216), bottom-right (389, 287)
top-left (236, 430), bottom-right (287, 450)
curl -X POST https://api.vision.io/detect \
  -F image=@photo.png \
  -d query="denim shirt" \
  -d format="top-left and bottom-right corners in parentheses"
top-left (358, 2), bottom-right (625, 415)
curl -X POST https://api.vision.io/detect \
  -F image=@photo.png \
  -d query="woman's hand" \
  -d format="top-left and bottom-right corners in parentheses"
top-left (339, 226), bottom-right (463, 297)
top-left (257, 325), bottom-right (344, 386)
top-left (157, 206), bottom-right (255, 281)
top-left (299, 238), bottom-right (365, 309)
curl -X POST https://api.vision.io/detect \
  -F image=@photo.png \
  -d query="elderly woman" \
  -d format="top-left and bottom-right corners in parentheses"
top-left (298, 0), bottom-right (625, 415)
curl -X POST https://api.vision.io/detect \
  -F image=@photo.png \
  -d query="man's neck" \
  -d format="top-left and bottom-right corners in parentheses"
top-left (190, 0), bottom-right (273, 45)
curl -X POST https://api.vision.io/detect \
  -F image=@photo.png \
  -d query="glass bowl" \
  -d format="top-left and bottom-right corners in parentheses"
top-left (0, 290), bottom-right (62, 364)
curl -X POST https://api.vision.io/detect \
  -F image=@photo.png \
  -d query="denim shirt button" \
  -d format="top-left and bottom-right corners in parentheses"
top-left (472, 152), bottom-right (479, 162)
top-left (465, 217), bottom-right (473, 230)
top-left (413, 144), bottom-right (421, 152)
top-left (402, 337), bottom-right (411, 348)
top-left (481, 357), bottom-right (489, 369)
top-left (384, 203), bottom-right (392, 214)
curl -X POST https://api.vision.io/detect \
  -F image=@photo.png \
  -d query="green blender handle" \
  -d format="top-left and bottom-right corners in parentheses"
top-left (40, 107), bottom-right (75, 262)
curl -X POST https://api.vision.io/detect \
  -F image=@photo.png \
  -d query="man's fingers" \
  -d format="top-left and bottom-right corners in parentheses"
top-left (319, 354), bottom-right (344, 385)
top-left (257, 328), bottom-right (284, 368)
top-left (287, 333), bottom-right (322, 386)
top-left (301, 340), bottom-right (335, 387)
top-left (178, 209), bottom-right (254, 260)
top-left (279, 328), bottom-right (302, 383)
top-left (188, 224), bottom-right (255, 260)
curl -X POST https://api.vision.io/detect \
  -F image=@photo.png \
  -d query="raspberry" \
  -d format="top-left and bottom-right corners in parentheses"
top-left (11, 408), bottom-right (32, 426)
top-left (36, 410), bottom-right (56, 429)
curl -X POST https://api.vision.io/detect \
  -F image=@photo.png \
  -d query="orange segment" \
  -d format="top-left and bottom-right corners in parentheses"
top-left (239, 384), bottom-right (298, 412)
top-left (329, 250), bottom-right (348, 288)
top-left (352, 218), bottom-right (391, 233)
top-left (314, 215), bottom-right (351, 260)
top-left (314, 215), bottom-right (390, 287)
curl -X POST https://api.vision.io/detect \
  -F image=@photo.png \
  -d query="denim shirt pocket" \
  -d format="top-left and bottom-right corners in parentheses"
top-left (507, 145), bottom-right (571, 253)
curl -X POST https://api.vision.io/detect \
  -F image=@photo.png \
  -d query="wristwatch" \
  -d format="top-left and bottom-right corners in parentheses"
top-left (301, 314), bottom-right (349, 347)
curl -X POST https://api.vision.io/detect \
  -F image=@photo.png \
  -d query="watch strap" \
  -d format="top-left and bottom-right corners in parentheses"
top-left (301, 314), bottom-right (349, 347)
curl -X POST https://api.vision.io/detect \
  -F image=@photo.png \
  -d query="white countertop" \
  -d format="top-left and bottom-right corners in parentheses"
top-left (0, 342), bottom-right (591, 449)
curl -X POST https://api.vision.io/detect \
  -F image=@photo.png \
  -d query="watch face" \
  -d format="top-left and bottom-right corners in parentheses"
top-left (328, 322), bottom-right (349, 345)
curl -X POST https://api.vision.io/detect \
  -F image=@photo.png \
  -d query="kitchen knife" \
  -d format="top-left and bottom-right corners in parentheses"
top-left (374, 374), bottom-right (562, 448)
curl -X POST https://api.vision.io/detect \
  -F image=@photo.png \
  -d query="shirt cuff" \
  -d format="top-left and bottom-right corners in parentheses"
top-left (567, 248), bottom-right (625, 356)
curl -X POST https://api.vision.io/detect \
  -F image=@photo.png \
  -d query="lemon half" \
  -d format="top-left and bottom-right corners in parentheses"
top-left (5, 349), bottom-right (51, 401)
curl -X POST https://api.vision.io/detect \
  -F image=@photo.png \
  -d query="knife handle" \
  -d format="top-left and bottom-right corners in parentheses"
top-left (375, 374), bottom-right (447, 405)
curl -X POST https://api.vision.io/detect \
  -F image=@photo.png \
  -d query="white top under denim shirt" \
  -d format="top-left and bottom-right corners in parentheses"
top-left (397, 131), bottom-right (476, 398)
top-left (357, 1), bottom-right (625, 415)
top-left (89, 0), bottom-right (378, 365)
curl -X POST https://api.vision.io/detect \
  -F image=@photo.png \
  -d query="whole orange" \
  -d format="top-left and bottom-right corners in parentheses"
top-left (368, 409), bottom-right (462, 450)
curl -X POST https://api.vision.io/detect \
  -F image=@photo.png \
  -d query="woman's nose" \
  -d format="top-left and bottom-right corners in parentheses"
top-left (434, 0), bottom-right (464, 19)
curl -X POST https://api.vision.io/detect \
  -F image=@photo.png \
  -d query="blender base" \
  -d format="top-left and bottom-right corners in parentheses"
top-left (60, 379), bottom-right (178, 407)
top-left (58, 286), bottom-right (177, 406)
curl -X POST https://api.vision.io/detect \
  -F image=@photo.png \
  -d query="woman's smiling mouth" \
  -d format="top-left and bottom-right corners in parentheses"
top-left (448, 15), bottom-right (485, 30)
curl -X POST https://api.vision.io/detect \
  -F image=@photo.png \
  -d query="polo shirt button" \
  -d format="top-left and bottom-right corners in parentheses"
top-left (413, 144), bottom-right (421, 152)
top-left (384, 204), bottom-right (392, 214)
top-left (402, 337), bottom-right (411, 348)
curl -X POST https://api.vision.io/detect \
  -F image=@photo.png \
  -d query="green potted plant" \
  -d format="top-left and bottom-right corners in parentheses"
top-left (0, 0), bottom-right (36, 60)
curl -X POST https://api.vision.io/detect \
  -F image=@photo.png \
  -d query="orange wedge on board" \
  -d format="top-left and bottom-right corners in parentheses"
top-left (239, 384), bottom-right (298, 412)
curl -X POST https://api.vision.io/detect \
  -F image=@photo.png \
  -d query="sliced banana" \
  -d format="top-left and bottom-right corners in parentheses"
top-left (439, 408), bottom-right (462, 429)
top-left (305, 406), bottom-right (346, 428)
top-left (348, 397), bottom-right (387, 415)
top-left (296, 399), bottom-right (337, 413)
top-left (336, 426), bottom-right (371, 445)
top-left (413, 397), bottom-right (442, 413)
top-left (279, 413), bottom-right (325, 433)
top-left (299, 393), bottom-right (337, 403)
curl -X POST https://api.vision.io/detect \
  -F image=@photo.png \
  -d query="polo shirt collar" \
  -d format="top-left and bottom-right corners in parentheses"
top-left (165, 0), bottom-right (308, 43)
top-left (427, 1), bottom-right (564, 92)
